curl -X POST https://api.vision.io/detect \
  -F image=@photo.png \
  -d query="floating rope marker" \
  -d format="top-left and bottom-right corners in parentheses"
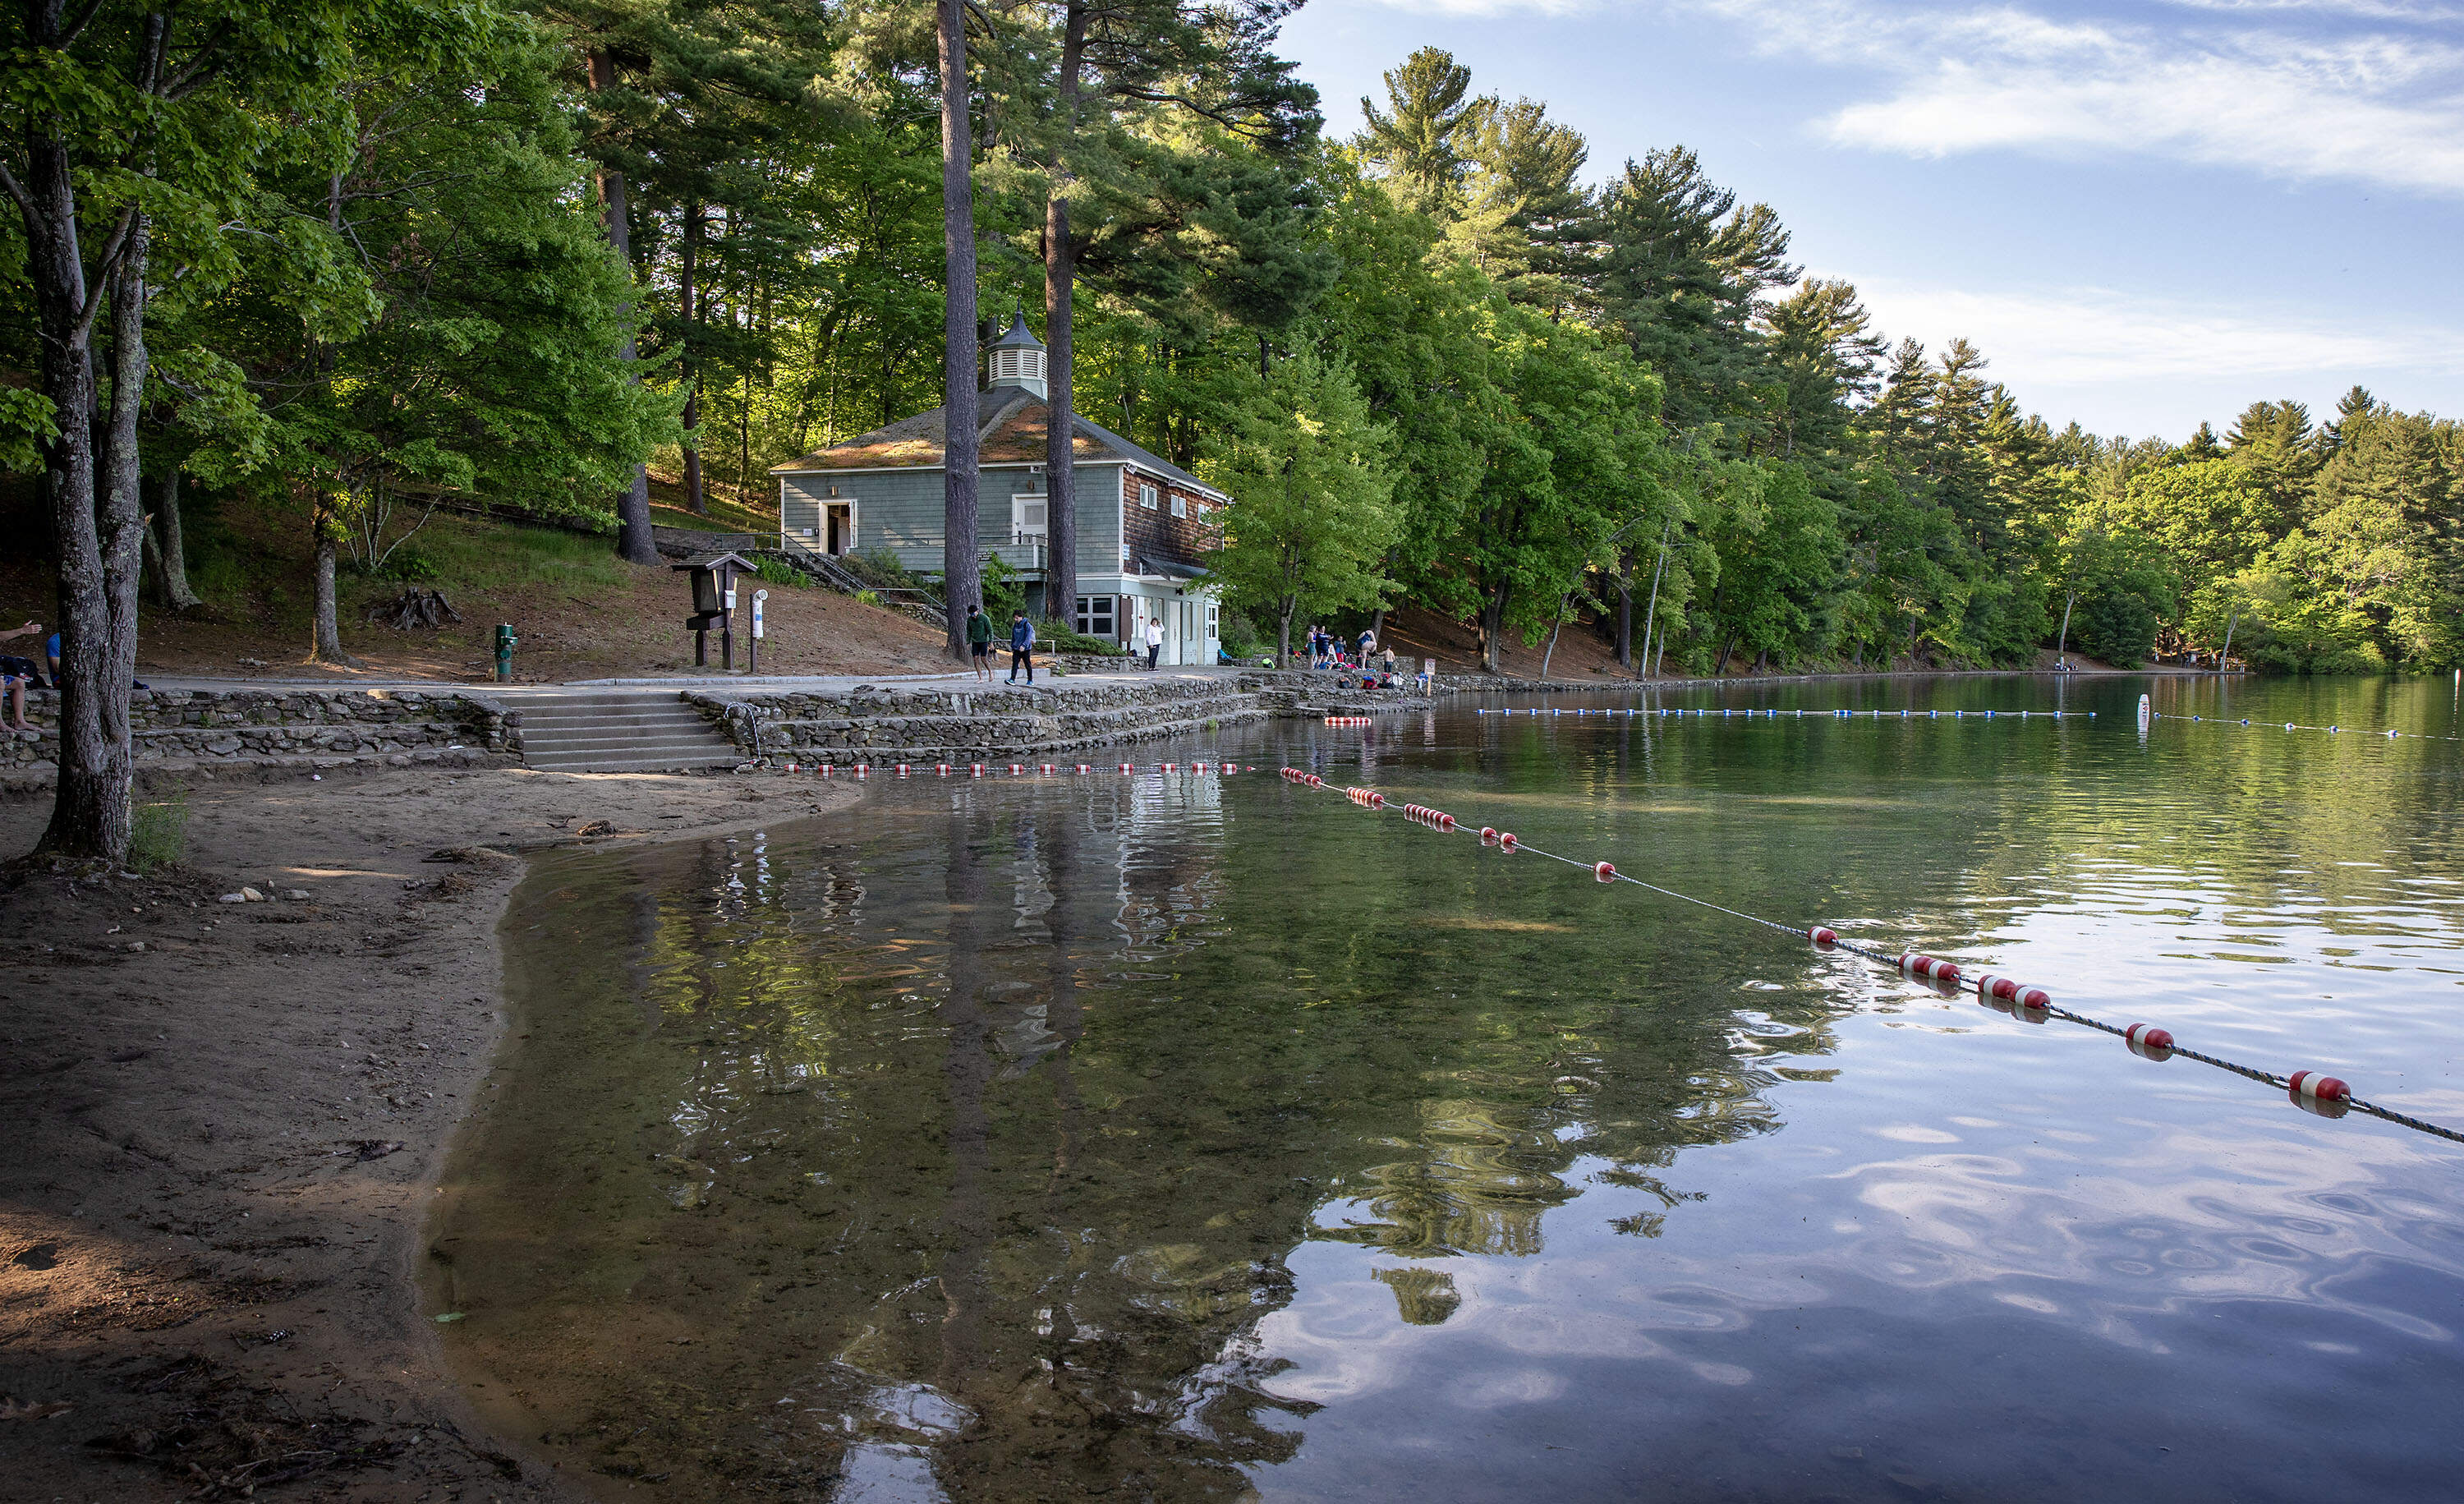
top-left (2125, 1023), bottom-right (2176, 1060)
top-left (1272, 770), bottom-right (2462, 1145)
top-left (936, 764), bottom-right (951, 776)
top-left (898, 764), bottom-right (912, 777)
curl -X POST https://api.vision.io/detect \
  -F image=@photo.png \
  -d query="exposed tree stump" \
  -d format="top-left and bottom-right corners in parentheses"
top-left (367, 588), bottom-right (462, 631)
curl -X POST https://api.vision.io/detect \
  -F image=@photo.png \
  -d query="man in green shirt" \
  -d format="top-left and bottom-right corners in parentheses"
top-left (965, 605), bottom-right (995, 681)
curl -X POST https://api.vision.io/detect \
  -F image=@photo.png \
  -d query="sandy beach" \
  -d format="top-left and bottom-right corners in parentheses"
top-left (0, 765), bottom-right (857, 1502)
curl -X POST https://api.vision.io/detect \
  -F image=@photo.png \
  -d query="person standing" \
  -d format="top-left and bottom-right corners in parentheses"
top-left (1144, 614), bottom-right (1165, 670)
top-left (965, 604), bottom-right (995, 681)
top-left (1358, 626), bottom-right (1376, 665)
top-left (1008, 610), bottom-right (1037, 683)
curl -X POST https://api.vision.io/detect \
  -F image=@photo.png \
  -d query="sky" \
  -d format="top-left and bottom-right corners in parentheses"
top-left (1272, 0), bottom-right (2464, 442)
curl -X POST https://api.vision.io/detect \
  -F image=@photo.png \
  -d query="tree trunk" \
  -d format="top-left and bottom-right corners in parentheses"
top-left (938, 0), bottom-right (982, 659)
top-left (1044, 197), bottom-right (1078, 620)
top-left (309, 516), bottom-right (360, 667)
top-left (140, 458), bottom-right (200, 612)
top-left (23, 106), bottom-right (139, 860)
top-left (680, 202), bottom-right (706, 516)
top-left (1042, 2), bottom-right (1087, 623)
top-left (1638, 519), bottom-right (1670, 681)
top-left (1276, 600), bottom-right (1294, 669)
top-left (586, 51), bottom-right (660, 566)
top-left (1478, 585), bottom-right (1509, 674)
top-left (1616, 554), bottom-right (1632, 666)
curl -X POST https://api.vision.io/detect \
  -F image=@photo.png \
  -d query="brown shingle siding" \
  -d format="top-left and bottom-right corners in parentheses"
top-left (1119, 468), bottom-right (1224, 568)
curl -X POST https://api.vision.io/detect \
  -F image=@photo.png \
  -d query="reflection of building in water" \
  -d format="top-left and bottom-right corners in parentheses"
top-left (438, 773), bottom-right (1835, 1501)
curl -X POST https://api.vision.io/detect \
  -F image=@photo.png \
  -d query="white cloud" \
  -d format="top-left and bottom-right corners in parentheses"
top-left (1677, 0), bottom-right (2464, 197)
top-left (1352, 0), bottom-right (1597, 13)
top-left (1845, 276), bottom-right (2464, 388)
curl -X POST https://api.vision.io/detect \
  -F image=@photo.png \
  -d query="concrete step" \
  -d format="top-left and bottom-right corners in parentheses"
top-left (525, 752), bottom-right (742, 771)
top-left (520, 712), bottom-right (716, 734)
top-left (514, 690), bottom-right (738, 772)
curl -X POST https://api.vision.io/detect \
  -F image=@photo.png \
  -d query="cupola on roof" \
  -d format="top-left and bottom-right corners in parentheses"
top-left (987, 312), bottom-right (1048, 398)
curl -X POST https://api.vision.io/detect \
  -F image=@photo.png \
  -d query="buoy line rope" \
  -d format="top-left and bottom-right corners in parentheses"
top-left (2146, 710), bottom-right (2464, 743)
top-left (1280, 767), bottom-right (2464, 1148)
top-left (1473, 706), bottom-right (2094, 722)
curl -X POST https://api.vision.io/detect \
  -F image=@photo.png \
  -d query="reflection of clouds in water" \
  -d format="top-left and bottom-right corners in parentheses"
top-left (830, 1442), bottom-right (948, 1504)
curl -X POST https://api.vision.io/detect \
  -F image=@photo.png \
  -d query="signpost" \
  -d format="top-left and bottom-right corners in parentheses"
top-left (751, 589), bottom-right (766, 674)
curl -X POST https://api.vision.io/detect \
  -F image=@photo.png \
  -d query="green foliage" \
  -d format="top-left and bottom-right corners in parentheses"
top-left (752, 557), bottom-right (808, 589)
top-left (1202, 351), bottom-right (1398, 662)
top-left (980, 554), bottom-right (1027, 621)
top-left (1037, 619), bottom-right (1121, 655)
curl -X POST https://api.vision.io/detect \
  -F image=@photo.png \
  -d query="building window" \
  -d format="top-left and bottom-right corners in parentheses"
top-left (1139, 482), bottom-right (1159, 511)
top-left (1170, 494), bottom-right (1187, 518)
top-left (1207, 602), bottom-right (1219, 640)
top-left (1076, 595), bottom-right (1115, 638)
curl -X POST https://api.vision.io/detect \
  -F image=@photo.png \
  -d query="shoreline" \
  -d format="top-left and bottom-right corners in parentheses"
top-left (0, 664), bottom-right (2237, 1498)
top-left (0, 764), bottom-right (862, 1502)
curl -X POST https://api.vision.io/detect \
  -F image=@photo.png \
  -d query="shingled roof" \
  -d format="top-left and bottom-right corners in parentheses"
top-left (770, 386), bottom-right (1224, 500)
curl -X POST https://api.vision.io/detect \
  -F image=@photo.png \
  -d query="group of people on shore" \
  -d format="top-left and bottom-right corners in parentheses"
top-left (1305, 624), bottom-right (1409, 688)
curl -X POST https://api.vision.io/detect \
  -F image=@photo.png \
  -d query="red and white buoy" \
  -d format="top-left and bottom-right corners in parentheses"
top-left (1498, 832), bottom-right (1519, 852)
top-left (1076, 763), bottom-right (1090, 773)
top-left (1594, 861), bottom-right (1616, 882)
top-left (972, 763), bottom-right (986, 776)
top-left (819, 763), bottom-right (834, 777)
top-left (2124, 1023), bottom-right (2175, 1061)
top-left (1041, 763), bottom-right (1055, 774)
top-left (855, 764), bottom-right (870, 778)
top-left (897, 763), bottom-right (912, 776)
top-left (1162, 762), bottom-right (1178, 773)
top-left (1809, 927), bottom-right (1837, 946)
top-left (1121, 762), bottom-right (1134, 773)
top-left (936, 763), bottom-right (951, 776)
top-left (2287, 1069), bottom-right (2350, 1104)
top-left (1480, 826), bottom-right (1499, 844)
top-left (1009, 763), bottom-right (1025, 775)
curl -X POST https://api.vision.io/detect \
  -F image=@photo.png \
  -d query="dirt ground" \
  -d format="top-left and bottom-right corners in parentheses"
top-left (0, 766), bottom-right (860, 1502)
top-left (0, 554), bottom-right (951, 688)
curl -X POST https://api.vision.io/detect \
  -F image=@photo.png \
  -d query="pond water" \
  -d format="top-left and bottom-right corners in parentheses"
top-left (430, 674), bottom-right (2464, 1503)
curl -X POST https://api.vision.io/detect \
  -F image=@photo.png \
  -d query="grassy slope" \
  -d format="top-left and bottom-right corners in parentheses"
top-left (0, 500), bottom-right (954, 685)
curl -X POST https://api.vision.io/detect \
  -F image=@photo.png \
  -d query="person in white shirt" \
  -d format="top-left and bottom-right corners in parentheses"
top-left (1144, 614), bottom-right (1165, 669)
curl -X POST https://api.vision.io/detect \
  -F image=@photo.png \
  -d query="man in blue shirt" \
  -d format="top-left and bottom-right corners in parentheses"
top-left (1008, 611), bottom-right (1036, 684)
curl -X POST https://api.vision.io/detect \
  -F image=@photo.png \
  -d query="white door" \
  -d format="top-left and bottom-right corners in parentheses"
top-left (1011, 494), bottom-right (1048, 558)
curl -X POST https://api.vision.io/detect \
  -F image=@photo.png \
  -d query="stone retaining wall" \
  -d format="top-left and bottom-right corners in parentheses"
top-left (0, 687), bottom-right (518, 778)
top-left (692, 677), bottom-right (1267, 765)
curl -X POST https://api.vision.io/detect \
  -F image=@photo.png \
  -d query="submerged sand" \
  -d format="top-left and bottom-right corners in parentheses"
top-left (0, 766), bottom-right (857, 1501)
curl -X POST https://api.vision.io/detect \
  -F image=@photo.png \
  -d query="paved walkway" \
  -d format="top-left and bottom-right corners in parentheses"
top-left (135, 665), bottom-right (1257, 697)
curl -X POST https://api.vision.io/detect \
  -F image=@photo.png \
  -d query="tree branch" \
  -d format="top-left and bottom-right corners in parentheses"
top-left (56, 0), bottom-right (109, 51)
top-left (162, 24), bottom-right (233, 100)
top-left (0, 159), bottom-right (43, 228)
top-left (73, 205), bottom-right (141, 341)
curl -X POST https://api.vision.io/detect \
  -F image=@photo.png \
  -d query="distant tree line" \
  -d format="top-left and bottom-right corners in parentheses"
top-left (5, 11), bottom-right (2457, 861)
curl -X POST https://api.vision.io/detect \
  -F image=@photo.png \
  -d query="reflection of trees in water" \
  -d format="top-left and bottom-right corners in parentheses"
top-left (455, 779), bottom-right (1839, 1497)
